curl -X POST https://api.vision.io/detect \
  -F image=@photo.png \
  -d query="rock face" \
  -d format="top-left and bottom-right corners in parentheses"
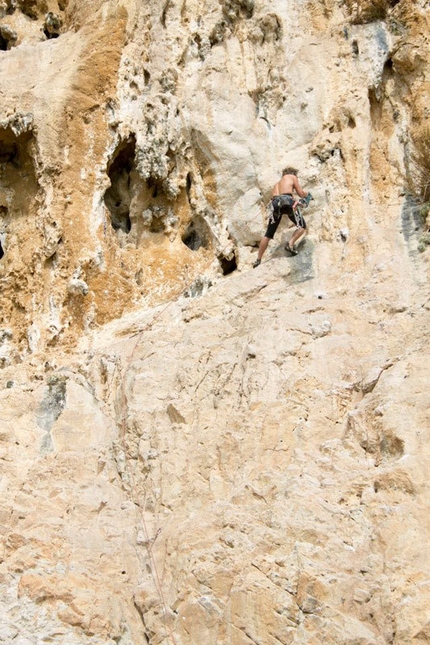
top-left (0, 0), bottom-right (429, 643)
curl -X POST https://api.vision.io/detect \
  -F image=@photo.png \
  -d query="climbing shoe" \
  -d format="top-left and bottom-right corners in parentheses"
top-left (252, 259), bottom-right (261, 268)
top-left (285, 244), bottom-right (298, 255)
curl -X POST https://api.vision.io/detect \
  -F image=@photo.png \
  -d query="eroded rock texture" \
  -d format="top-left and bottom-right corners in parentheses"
top-left (0, 0), bottom-right (429, 643)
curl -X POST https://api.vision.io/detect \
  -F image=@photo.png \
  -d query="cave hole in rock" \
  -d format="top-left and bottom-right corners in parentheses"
top-left (45, 251), bottom-right (56, 268)
top-left (368, 87), bottom-right (378, 106)
top-left (383, 58), bottom-right (394, 80)
top-left (0, 25), bottom-right (17, 50)
top-left (0, 33), bottom-right (8, 51)
top-left (143, 176), bottom-right (169, 233)
top-left (352, 39), bottom-right (359, 56)
top-left (186, 172), bottom-right (192, 204)
top-left (218, 251), bottom-right (237, 275)
top-left (0, 140), bottom-right (18, 163)
top-left (104, 136), bottom-right (137, 234)
top-left (0, 127), bottom-right (39, 270)
top-left (148, 177), bottom-right (158, 199)
top-left (209, 20), bottom-right (228, 47)
top-left (20, 0), bottom-right (39, 20)
top-left (182, 215), bottom-right (211, 251)
top-left (348, 116), bottom-right (356, 128)
top-left (149, 213), bottom-right (165, 233)
top-left (0, 127), bottom-right (38, 219)
top-left (44, 12), bottom-right (62, 39)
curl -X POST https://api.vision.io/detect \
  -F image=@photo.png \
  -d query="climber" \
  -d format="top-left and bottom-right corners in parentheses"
top-left (253, 167), bottom-right (312, 268)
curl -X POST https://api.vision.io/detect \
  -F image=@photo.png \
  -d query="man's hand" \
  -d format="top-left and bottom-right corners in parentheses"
top-left (300, 193), bottom-right (314, 207)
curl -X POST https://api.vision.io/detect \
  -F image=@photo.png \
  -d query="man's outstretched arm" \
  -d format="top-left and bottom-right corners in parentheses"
top-left (293, 175), bottom-right (307, 199)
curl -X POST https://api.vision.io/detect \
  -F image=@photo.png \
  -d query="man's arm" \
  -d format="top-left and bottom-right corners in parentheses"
top-left (293, 176), bottom-right (307, 199)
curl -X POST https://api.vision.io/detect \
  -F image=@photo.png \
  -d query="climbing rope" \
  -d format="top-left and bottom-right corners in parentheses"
top-left (115, 193), bottom-right (316, 643)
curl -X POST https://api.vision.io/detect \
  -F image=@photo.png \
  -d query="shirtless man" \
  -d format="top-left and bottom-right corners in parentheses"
top-left (253, 167), bottom-right (311, 268)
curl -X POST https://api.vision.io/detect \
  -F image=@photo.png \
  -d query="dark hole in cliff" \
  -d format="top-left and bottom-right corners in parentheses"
top-left (148, 178), bottom-right (158, 199)
top-left (218, 251), bottom-right (237, 275)
top-left (20, 0), bottom-right (39, 20)
top-left (0, 25), bottom-right (17, 51)
top-left (348, 116), bottom-right (356, 128)
top-left (352, 39), bottom-right (359, 56)
top-left (209, 20), bottom-right (228, 46)
top-left (104, 136), bottom-right (136, 234)
top-left (186, 173), bottom-right (192, 204)
top-left (383, 58), bottom-right (394, 80)
top-left (0, 127), bottom-right (38, 220)
top-left (0, 141), bottom-right (18, 163)
top-left (43, 12), bottom-right (63, 39)
top-left (161, 0), bottom-right (168, 27)
top-left (182, 229), bottom-right (201, 250)
top-left (0, 240), bottom-right (4, 260)
top-left (44, 29), bottom-right (60, 39)
top-left (45, 252), bottom-right (56, 268)
top-left (150, 215), bottom-right (165, 233)
top-left (182, 216), bottom-right (211, 251)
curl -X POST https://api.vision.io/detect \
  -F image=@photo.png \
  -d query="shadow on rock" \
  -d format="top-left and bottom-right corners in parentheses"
top-left (272, 238), bottom-right (315, 283)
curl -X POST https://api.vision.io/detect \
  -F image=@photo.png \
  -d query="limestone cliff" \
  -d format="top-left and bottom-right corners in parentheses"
top-left (0, 0), bottom-right (429, 643)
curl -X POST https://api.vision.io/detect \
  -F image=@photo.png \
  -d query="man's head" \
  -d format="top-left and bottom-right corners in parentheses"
top-left (282, 167), bottom-right (298, 176)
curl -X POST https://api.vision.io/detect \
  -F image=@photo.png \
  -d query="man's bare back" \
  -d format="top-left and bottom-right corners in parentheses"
top-left (272, 173), bottom-right (306, 199)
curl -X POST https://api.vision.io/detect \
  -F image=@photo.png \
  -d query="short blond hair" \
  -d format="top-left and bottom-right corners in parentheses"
top-left (282, 167), bottom-right (298, 176)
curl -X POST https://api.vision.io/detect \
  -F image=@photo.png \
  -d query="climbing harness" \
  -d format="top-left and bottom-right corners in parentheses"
top-left (269, 194), bottom-right (295, 224)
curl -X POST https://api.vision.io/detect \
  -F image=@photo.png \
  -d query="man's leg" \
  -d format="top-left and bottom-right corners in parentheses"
top-left (289, 227), bottom-right (306, 248)
top-left (257, 236), bottom-right (270, 260)
top-left (253, 236), bottom-right (270, 267)
top-left (286, 208), bottom-right (307, 253)
top-left (253, 204), bottom-right (282, 267)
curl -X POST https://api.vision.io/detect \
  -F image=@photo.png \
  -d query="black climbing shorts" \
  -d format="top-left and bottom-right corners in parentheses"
top-left (265, 210), bottom-right (283, 239)
top-left (264, 194), bottom-right (306, 239)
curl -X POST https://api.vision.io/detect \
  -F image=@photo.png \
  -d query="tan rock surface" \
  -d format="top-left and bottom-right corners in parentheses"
top-left (0, 0), bottom-right (429, 643)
